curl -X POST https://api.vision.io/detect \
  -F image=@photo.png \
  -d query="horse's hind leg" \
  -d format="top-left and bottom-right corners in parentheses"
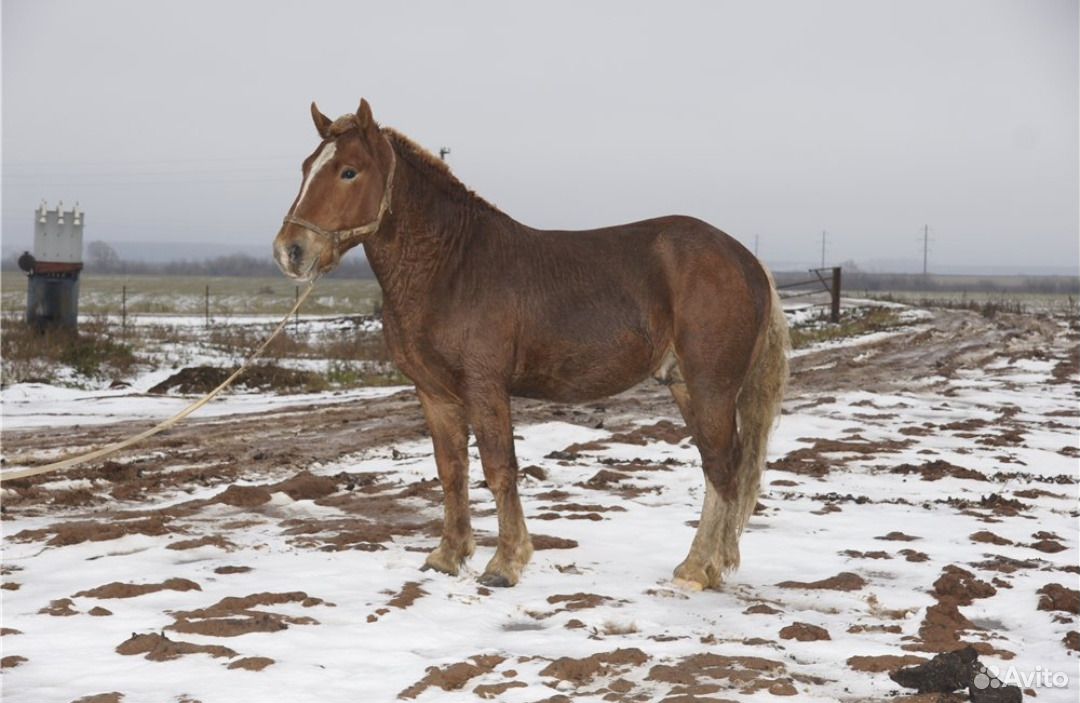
top-left (665, 355), bottom-right (746, 590)
top-left (418, 390), bottom-right (475, 576)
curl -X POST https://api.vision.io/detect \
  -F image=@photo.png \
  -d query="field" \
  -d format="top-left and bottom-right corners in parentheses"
top-left (1, 287), bottom-right (1077, 702)
top-left (1, 274), bottom-right (382, 316)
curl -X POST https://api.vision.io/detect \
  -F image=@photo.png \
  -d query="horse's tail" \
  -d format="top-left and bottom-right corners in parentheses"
top-left (731, 275), bottom-right (789, 536)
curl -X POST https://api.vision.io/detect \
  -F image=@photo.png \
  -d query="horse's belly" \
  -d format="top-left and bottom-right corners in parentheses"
top-left (509, 332), bottom-right (660, 403)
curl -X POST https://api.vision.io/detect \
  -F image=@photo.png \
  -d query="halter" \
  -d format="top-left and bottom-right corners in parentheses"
top-left (282, 143), bottom-right (397, 266)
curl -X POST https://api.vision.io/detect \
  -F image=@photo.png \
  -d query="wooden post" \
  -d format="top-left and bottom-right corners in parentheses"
top-left (121, 284), bottom-right (127, 335)
top-left (830, 266), bottom-right (842, 323)
top-left (294, 285), bottom-right (300, 333)
top-left (205, 285), bottom-right (210, 327)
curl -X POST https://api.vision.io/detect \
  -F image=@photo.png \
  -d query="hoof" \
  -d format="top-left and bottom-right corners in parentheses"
top-left (477, 572), bottom-right (513, 588)
top-left (422, 548), bottom-right (465, 577)
top-left (672, 577), bottom-right (706, 592)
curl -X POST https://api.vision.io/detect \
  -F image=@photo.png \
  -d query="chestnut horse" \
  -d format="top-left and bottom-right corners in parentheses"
top-left (274, 100), bottom-right (789, 589)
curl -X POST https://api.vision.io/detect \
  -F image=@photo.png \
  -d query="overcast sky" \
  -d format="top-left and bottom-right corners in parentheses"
top-left (3, 0), bottom-right (1077, 273)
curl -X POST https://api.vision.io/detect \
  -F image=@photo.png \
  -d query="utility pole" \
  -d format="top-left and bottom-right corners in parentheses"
top-left (439, 147), bottom-right (451, 161)
top-left (820, 230), bottom-right (827, 268)
top-left (922, 224), bottom-right (929, 275)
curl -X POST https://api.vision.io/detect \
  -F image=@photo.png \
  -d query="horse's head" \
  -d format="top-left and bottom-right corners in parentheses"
top-left (274, 99), bottom-right (396, 280)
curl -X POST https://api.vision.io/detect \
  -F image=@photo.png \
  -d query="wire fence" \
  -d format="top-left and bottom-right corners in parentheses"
top-left (777, 267), bottom-right (842, 321)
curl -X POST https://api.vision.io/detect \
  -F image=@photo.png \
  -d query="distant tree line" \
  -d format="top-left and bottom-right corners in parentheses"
top-left (3, 241), bottom-right (376, 279)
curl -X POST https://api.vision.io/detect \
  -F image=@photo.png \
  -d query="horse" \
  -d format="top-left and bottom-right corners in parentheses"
top-left (273, 99), bottom-right (789, 589)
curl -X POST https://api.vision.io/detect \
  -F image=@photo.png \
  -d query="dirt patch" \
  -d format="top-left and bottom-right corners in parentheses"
top-left (89, 606), bottom-right (113, 616)
top-left (877, 531), bottom-right (921, 541)
top-left (116, 632), bottom-right (236, 661)
top-left (227, 656), bottom-right (274, 671)
top-left (769, 436), bottom-right (915, 477)
top-left (1037, 583), bottom-right (1079, 614)
top-left (270, 471), bottom-right (338, 501)
top-left (74, 578), bottom-right (201, 599)
top-left (168, 591), bottom-right (322, 638)
top-left (213, 484), bottom-right (273, 507)
top-left (13, 515), bottom-right (176, 547)
top-left (473, 680), bottom-right (527, 699)
top-left (148, 364), bottom-right (325, 395)
top-left (214, 565), bottom-right (252, 575)
top-left (890, 460), bottom-right (987, 482)
top-left (969, 531), bottom-right (1012, 546)
top-left (531, 534), bottom-right (578, 550)
top-left (646, 652), bottom-right (791, 695)
top-left (779, 623), bottom-right (831, 641)
top-left (399, 654), bottom-right (505, 699)
top-left (387, 581), bottom-right (427, 609)
top-left (71, 694), bottom-right (124, 703)
top-left (167, 535), bottom-right (235, 551)
top-left (547, 593), bottom-right (615, 612)
top-left (540, 647), bottom-right (648, 684)
top-left (1, 655), bottom-right (27, 668)
top-left (847, 654), bottom-right (927, 672)
top-left (607, 420), bottom-right (689, 445)
top-left (777, 572), bottom-right (866, 591)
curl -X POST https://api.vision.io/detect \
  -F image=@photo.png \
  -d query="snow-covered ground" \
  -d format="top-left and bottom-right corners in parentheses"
top-left (1, 304), bottom-right (1077, 702)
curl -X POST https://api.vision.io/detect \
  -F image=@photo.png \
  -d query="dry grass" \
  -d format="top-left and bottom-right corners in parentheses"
top-left (789, 308), bottom-right (905, 350)
top-left (1, 314), bottom-right (138, 384)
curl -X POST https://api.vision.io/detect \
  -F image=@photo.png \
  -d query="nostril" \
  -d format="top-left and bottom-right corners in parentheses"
top-left (288, 244), bottom-right (303, 265)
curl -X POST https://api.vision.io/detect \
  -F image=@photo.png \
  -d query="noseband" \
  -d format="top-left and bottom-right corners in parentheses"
top-left (282, 143), bottom-right (397, 266)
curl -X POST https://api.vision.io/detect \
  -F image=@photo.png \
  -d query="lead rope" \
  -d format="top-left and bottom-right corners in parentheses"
top-left (0, 282), bottom-right (317, 484)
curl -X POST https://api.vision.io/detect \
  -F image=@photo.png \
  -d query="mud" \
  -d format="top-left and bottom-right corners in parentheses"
top-left (74, 578), bottom-right (201, 599)
top-left (398, 655), bottom-right (506, 699)
top-left (778, 622), bottom-right (831, 641)
top-left (777, 572), bottom-right (866, 591)
top-left (540, 648), bottom-right (648, 684)
top-left (148, 364), bottom-right (324, 395)
top-left (116, 633), bottom-right (236, 661)
top-left (226, 656), bottom-right (274, 671)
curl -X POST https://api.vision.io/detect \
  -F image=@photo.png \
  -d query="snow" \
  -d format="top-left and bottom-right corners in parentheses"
top-left (2, 304), bottom-right (1078, 702)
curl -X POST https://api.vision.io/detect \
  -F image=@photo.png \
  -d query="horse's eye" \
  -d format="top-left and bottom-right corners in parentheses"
top-left (341, 168), bottom-right (358, 180)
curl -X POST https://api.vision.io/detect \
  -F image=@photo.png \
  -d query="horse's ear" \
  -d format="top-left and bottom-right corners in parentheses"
top-left (356, 98), bottom-right (374, 131)
top-left (311, 102), bottom-right (332, 139)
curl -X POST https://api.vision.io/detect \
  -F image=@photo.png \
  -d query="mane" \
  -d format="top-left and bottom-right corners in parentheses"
top-left (326, 116), bottom-right (498, 213)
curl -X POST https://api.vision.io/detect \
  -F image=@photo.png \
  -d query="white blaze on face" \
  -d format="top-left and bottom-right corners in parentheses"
top-left (295, 142), bottom-right (337, 211)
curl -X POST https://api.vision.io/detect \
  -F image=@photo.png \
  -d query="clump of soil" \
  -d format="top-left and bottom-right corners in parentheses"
top-left (270, 471), bottom-right (338, 500)
top-left (877, 531), bottom-right (920, 541)
top-left (13, 516), bottom-right (175, 547)
top-left (890, 460), bottom-right (987, 482)
top-left (387, 582), bottom-right (427, 609)
top-left (88, 607), bottom-right (113, 616)
top-left (74, 578), bottom-right (201, 599)
top-left (779, 622), bottom-right (831, 641)
top-left (71, 694), bottom-right (124, 703)
top-left (214, 566), bottom-right (253, 575)
top-left (933, 566), bottom-right (996, 605)
top-left (531, 534), bottom-right (578, 550)
top-left (148, 364), bottom-right (325, 395)
top-left (473, 681), bottom-right (527, 699)
top-left (540, 648), bottom-right (648, 684)
top-left (607, 420), bottom-right (689, 445)
top-left (777, 571), bottom-right (866, 591)
top-left (116, 632), bottom-right (236, 661)
top-left (1, 655), bottom-right (27, 668)
top-left (399, 654), bottom-right (505, 699)
top-left (168, 591), bottom-right (322, 638)
top-left (969, 531), bottom-right (1012, 546)
top-left (646, 652), bottom-right (791, 695)
top-left (213, 485), bottom-right (272, 507)
top-left (227, 656), bottom-right (274, 671)
top-left (1037, 583), bottom-right (1079, 614)
top-left (546, 593), bottom-right (615, 612)
top-left (847, 654), bottom-right (927, 672)
top-left (167, 535), bottom-right (235, 551)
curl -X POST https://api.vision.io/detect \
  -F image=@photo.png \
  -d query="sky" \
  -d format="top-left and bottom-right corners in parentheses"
top-left (2, 0), bottom-right (1077, 274)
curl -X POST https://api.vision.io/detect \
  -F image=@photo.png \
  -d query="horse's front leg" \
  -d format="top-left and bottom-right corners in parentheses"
top-left (467, 385), bottom-right (532, 587)
top-left (418, 389), bottom-right (474, 576)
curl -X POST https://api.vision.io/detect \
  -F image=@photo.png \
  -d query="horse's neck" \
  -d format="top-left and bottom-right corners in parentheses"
top-left (363, 155), bottom-right (490, 317)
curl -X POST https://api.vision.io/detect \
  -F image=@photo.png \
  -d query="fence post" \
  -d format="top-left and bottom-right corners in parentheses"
top-left (121, 284), bottom-right (127, 335)
top-left (205, 284), bottom-right (210, 327)
top-left (294, 285), bottom-right (299, 333)
top-left (830, 266), bottom-right (842, 323)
